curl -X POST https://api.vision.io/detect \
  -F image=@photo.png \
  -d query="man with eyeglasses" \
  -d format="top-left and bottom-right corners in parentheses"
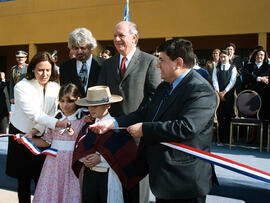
top-left (60, 28), bottom-right (105, 97)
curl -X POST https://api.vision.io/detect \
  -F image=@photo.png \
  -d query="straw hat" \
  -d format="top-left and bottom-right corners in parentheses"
top-left (75, 86), bottom-right (123, 106)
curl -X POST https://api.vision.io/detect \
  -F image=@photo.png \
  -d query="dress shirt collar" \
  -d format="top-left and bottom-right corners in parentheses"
top-left (221, 63), bottom-right (231, 70)
top-left (76, 54), bottom-right (93, 72)
top-left (95, 113), bottom-right (113, 122)
top-left (170, 69), bottom-right (191, 94)
top-left (119, 47), bottom-right (136, 69)
top-left (255, 62), bottom-right (263, 69)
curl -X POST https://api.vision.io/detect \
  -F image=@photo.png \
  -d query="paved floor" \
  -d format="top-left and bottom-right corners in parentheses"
top-left (1, 136), bottom-right (270, 203)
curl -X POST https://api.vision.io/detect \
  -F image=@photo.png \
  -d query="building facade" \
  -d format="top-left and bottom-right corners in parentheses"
top-left (0, 0), bottom-right (269, 77)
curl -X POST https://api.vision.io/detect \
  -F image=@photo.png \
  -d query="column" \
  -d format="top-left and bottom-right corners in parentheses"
top-left (28, 43), bottom-right (37, 61)
top-left (258, 33), bottom-right (267, 50)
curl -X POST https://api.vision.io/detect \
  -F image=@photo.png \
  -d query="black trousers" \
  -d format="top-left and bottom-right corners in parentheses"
top-left (156, 196), bottom-right (206, 203)
top-left (0, 116), bottom-right (8, 133)
top-left (82, 168), bottom-right (108, 203)
top-left (18, 177), bottom-right (39, 203)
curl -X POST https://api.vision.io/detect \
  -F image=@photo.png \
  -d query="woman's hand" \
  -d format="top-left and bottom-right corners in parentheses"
top-left (83, 153), bottom-right (101, 169)
top-left (259, 76), bottom-right (269, 85)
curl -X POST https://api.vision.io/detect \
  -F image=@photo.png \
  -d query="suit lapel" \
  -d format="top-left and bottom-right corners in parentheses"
top-left (71, 59), bottom-right (82, 86)
top-left (121, 48), bottom-right (140, 81)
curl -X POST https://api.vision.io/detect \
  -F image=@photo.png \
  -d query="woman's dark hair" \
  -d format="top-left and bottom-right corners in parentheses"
top-left (26, 51), bottom-right (58, 82)
top-left (250, 49), bottom-right (269, 64)
top-left (58, 83), bottom-right (81, 101)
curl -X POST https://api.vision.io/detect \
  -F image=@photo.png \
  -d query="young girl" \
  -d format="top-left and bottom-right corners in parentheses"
top-left (31, 83), bottom-right (87, 203)
top-left (212, 50), bottom-right (237, 143)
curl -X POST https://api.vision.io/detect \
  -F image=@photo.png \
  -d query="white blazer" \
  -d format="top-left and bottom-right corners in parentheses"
top-left (10, 78), bottom-right (60, 136)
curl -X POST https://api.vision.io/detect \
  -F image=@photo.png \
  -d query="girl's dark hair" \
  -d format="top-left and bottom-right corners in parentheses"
top-left (58, 83), bottom-right (81, 101)
top-left (26, 51), bottom-right (58, 82)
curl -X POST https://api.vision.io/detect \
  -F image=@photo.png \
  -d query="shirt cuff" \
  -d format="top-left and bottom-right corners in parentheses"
top-left (113, 119), bottom-right (120, 133)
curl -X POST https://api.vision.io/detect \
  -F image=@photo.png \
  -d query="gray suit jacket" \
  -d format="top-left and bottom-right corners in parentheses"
top-left (117, 70), bottom-right (217, 199)
top-left (98, 48), bottom-right (161, 117)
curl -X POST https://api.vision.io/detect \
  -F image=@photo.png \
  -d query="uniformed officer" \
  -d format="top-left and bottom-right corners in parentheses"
top-left (9, 50), bottom-right (28, 104)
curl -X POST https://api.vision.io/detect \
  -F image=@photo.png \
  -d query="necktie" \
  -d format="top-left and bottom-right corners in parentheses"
top-left (79, 62), bottom-right (88, 88)
top-left (152, 83), bottom-right (172, 121)
top-left (222, 64), bottom-right (225, 71)
top-left (120, 57), bottom-right (127, 79)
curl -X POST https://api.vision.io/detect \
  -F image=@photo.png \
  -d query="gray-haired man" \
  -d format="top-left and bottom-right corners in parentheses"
top-left (60, 27), bottom-right (105, 96)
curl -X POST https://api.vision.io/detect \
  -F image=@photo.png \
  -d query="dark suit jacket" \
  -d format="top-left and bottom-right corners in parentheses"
top-left (60, 55), bottom-right (105, 96)
top-left (116, 70), bottom-right (217, 199)
top-left (98, 48), bottom-right (161, 117)
top-left (0, 81), bottom-right (10, 118)
top-left (242, 62), bottom-right (270, 119)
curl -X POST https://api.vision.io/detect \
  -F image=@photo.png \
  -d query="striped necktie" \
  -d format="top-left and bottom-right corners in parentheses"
top-left (79, 62), bottom-right (88, 88)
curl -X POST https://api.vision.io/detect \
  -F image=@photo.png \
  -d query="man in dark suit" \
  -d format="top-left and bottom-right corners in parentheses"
top-left (92, 38), bottom-right (217, 203)
top-left (60, 28), bottom-right (105, 96)
top-left (226, 42), bottom-right (243, 93)
top-left (0, 72), bottom-right (10, 133)
top-left (97, 21), bottom-right (161, 203)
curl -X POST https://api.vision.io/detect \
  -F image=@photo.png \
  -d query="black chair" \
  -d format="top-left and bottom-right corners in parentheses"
top-left (229, 90), bottom-right (264, 152)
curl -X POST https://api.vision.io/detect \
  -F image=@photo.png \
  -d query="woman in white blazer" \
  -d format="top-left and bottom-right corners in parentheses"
top-left (6, 52), bottom-right (68, 203)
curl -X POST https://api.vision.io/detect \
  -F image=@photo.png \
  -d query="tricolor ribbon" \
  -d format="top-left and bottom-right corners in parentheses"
top-left (2, 133), bottom-right (270, 183)
top-left (162, 142), bottom-right (270, 184)
top-left (0, 133), bottom-right (57, 157)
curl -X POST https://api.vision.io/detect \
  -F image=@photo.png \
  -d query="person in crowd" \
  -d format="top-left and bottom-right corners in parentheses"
top-left (242, 48), bottom-right (270, 120)
top-left (60, 28), bottom-right (105, 97)
top-left (9, 50), bottom-right (28, 105)
top-left (91, 38), bottom-right (218, 203)
top-left (100, 49), bottom-right (112, 59)
top-left (0, 71), bottom-right (10, 133)
top-left (226, 42), bottom-right (243, 93)
top-left (97, 21), bottom-right (161, 203)
top-left (205, 48), bottom-right (220, 84)
top-left (72, 86), bottom-right (139, 203)
top-left (212, 50), bottom-right (237, 143)
top-left (51, 50), bottom-right (60, 74)
top-left (152, 50), bottom-right (160, 58)
top-left (193, 55), bottom-right (209, 81)
top-left (30, 83), bottom-right (87, 203)
top-left (69, 49), bottom-right (76, 59)
top-left (6, 52), bottom-right (69, 203)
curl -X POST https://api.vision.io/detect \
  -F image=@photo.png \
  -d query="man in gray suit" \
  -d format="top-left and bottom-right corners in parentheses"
top-left (98, 21), bottom-right (161, 203)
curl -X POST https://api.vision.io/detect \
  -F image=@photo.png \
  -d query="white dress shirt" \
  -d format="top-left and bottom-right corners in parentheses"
top-left (10, 78), bottom-right (60, 136)
top-left (212, 63), bottom-right (237, 92)
top-left (119, 47), bottom-right (136, 70)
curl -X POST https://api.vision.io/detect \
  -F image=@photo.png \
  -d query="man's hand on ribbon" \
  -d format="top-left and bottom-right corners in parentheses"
top-left (127, 123), bottom-right (143, 138)
top-left (89, 119), bottom-right (115, 134)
